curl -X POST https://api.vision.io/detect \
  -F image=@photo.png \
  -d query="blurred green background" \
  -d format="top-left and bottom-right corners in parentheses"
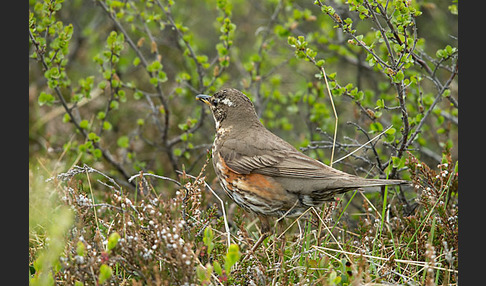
top-left (29, 0), bottom-right (458, 189)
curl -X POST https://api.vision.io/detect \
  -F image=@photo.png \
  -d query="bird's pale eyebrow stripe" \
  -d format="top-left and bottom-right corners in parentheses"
top-left (221, 98), bottom-right (234, 106)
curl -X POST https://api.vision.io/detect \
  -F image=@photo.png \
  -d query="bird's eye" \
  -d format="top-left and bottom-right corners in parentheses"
top-left (213, 98), bottom-right (219, 106)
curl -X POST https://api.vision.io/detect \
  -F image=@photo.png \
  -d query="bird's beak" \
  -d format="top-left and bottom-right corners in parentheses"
top-left (196, 94), bottom-right (212, 105)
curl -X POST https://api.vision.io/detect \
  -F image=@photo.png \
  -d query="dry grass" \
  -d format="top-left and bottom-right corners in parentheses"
top-left (29, 152), bottom-right (457, 285)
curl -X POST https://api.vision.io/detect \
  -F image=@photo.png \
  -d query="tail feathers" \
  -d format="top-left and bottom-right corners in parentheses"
top-left (304, 178), bottom-right (409, 207)
top-left (346, 177), bottom-right (409, 189)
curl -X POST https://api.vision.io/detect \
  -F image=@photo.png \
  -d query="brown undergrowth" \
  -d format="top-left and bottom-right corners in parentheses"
top-left (29, 152), bottom-right (458, 285)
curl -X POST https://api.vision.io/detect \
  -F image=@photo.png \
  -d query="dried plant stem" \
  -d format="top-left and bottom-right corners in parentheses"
top-left (333, 125), bottom-right (393, 165)
top-left (202, 181), bottom-right (232, 250)
top-left (85, 168), bottom-right (100, 232)
top-left (321, 65), bottom-right (338, 167)
top-left (174, 171), bottom-right (232, 250)
top-left (306, 55), bottom-right (338, 167)
top-left (313, 245), bottom-right (457, 274)
top-left (311, 207), bottom-right (350, 261)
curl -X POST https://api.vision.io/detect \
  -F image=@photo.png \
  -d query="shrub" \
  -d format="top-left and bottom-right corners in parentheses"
top-left (30, 0), bottom-right (458, 284)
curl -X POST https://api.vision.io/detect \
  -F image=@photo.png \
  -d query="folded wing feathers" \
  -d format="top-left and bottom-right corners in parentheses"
top-left (220, 140), bottom-right (407, 187)
top-left (223, 152), bottom-right (281, 174)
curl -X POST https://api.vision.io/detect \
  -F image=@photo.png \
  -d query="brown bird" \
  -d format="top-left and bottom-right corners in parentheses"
top-left (197, 88), bottom-right (407, 251)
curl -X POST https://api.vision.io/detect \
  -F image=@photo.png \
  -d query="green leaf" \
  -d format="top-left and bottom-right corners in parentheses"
top-left (62, 113), bottom-right (71, 123)
top-left (370, 122), bottom-right (383, 133)
top-left (321, 5), bottom-right (335, 15)
top-left (173, 148), bottom-right (182, 157)
top-left (316, 59), bottom-right (325, 67)
top-left (97, 112), bottom-right (106, 120)
top-left (213, 260), bottom-right (223, 276)
top-left (196, 265), bottom-right (206, 283)
top-left (109, 101), bottom-right (119, 110)
top-left (107, 232), bottom-right (121, 252)
top-left (180, 133), bottom-right (188, 142)
top-left (133, 90), bottom-right (143, 100)
top-left (76, 241), bottom-right (85, 257)
top-left (393, 70), bottom-right (404, 83)
top-left (88, 132), bottom-right (100, 142)
top-left (354, 90), bottom-right (364, 102)
top-left (442, 89), bottom-right (451, 98)
top-left (149, 77), bottom-right (158, 86)
top-left (328, 270), bottom-right (341, 284)
top-left (157, 71), bottom-right (168, 82)
top-left (98, 80), bottom-right (107, 89)
top-left (38, 92), bottom-right (55, 106)
top-left (203, 226), bottom-right (215, 255)
top-left (287, 36), bottom-right (297, 46)
top-left (79, 120), bottom-right (89, 129)
top-left (385, 127), bottom-right (396, 135)
top-left (98, 264), bottom-right (112, 285)
top-left (117, 136), bottom-right (129, 148)
top-left (448, 4), bottom-right (458, 15)
top-left (78, 143), bottom-right (87, 153)
top-left (102, 121), bottom-right (112, 131)
top-left (224, 244), bottom-right (241, 274)
top-left (274, 25), bottom-right (290, 37)
top-left (391, 156), bottom-right (406, 169)
top-left (147, 60), bottom-right (162, 72)
top-left (376, 99), bottom-right (385, 109)
top-left (47, 67), bottom-right (60, 79)
top-left (178, 122), bottom-right (189, 131)
top-left (196, 264), bottom-right (212, 284)
top-left (93, 148), bottom-right (102, 158)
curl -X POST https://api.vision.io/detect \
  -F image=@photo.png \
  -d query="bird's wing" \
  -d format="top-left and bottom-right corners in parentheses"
top-left (256, 152), bottom-right (349, 179)
top-left (218, 135), bottom-right (347, 179)
top-left (218, 137), bottom-right (283, 174)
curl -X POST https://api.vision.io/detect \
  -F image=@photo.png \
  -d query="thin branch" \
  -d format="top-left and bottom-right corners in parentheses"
top-left (30, 29), bottom-right (134, 185)
top-left (176, 170), bottom-right (232, 249)
top-left (250, 0), bottom-right (283, 115)
top-left (340, 122), bottom-right (392, 171)
top-left (389, 81), bottom-right (410, 178)
top-left (315, 0), bottom-right (391, 71)
top-left (154, 0), bottom-right (205, 90)
top-left (97, 0), bottom-right (176, 171)
top-left (363, 0), bottom-right (396, 68)
top-left (96, 0), bottom-right (149, 69)
top-left (406, 63), bottom-right (458, 148)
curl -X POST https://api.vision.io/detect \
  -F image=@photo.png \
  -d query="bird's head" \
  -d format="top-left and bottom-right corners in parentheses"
top-left (196, 88), bottom-right (259, 129)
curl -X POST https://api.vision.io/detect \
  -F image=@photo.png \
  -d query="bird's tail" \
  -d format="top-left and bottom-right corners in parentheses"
top-left (346, 177), bottom-right (409, 189)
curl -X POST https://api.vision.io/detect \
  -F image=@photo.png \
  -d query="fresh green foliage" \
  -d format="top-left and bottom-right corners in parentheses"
top-left (106, 232), bottom-right (121, 252)
top-left (98, 264), bottom-right (113, 285)
top-left (28, 153), bottom-right (458, 284)
top-left (203, 226), bottom-right (215, 255)
top-left (30, 0), bottom-right (457, 284)
top-left (224, 244), bottom-right (241, 274)
top-left (29, 163), bottom-right (74, 285)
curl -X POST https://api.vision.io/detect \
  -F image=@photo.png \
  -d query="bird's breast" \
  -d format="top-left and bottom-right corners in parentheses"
top-left (212, 151), bottom-right (305, 216)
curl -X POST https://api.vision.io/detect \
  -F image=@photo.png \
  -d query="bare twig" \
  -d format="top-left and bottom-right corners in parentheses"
top-left (30, 28), bottom-right (133, 185)
top-left (154, 0), bottom-right (205, 89)
top-left (176, 170), bottom-right (232, 249)
top-left (305, 54), bottom-right (339, 166)
top-left (334, 124), bottom-right (392, 166)
top-left (406, 63), bottom-right (458, 148)
top-left (128, 171), bottom-right (181, 186)
top-left (97, 0), bottom-right (177, 172)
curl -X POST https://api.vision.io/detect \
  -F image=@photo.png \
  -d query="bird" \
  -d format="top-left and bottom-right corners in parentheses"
top-left (196, 88), bottom-right (408, 251)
